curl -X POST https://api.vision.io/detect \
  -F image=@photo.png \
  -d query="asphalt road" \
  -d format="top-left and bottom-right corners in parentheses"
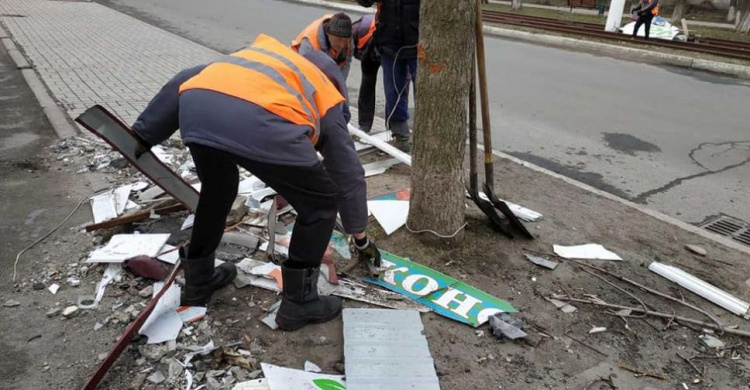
top-left (97, 0), bottom-right (750, 225)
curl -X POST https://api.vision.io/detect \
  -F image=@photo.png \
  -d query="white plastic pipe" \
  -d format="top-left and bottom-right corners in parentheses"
top-left (348, 124), bottom-right (412, 166)
top-left (605, 0), bottom-right (627, 32)
top-left (649, 262), bottom-right (750, 319)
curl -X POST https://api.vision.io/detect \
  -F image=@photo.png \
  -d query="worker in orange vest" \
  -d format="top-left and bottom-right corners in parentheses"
top-left (131, 34), bottom-right (381, 331)
top-left (292, 13), bottom-right (353, 80)
top-left (632, 0), bottom-right (659, 40)
top-left (352, 14), bottom-right (379, 133)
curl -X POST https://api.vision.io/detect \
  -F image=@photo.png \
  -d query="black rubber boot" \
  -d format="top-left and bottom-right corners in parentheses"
top-left (276, 266), bottom-right (342, 331)
top-left (180, 248), bottom-right (237, 307)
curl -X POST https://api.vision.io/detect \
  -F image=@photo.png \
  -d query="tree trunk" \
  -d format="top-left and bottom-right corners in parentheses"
top-left (512, 0), bottom-right (523, 10)
top-left (738, 0), bottom-right (750, 33)
top-left (671, 0), bottom-right (688, 23)
top-left (728, 0), bottom-right (737, 23)
top-left (408, 0), bottom-right (474, 242)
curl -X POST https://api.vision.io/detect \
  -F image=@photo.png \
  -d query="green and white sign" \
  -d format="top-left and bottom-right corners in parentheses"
top-left (366, 251), bottom-right (517, 327)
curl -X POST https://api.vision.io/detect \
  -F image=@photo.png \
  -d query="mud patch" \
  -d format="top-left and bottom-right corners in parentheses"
top-left (602, 133), bottom-right (661, 155)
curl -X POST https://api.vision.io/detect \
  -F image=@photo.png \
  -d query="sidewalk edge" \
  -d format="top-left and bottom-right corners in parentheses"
top-left (0, 24), bottom-right (78, 139)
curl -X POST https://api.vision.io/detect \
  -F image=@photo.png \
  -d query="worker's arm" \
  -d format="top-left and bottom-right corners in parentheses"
top-left (301, 50), bottom-right (351, 123)
top-left (641, 0), bottom-right (657, 13)
top-left (297, 38), bottom-right (316, 58)
top-left (131, 65), bottom-right (206, 147)
top-left (316, 104), bottom-right (367, 234)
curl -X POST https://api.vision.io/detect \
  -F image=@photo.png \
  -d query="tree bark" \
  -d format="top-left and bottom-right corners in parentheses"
top-left (670, 0), bottom-right (688, 23)
top-left (408, 0), bottom-right (474, 242)
top-left (738, 0), bottom-right (750, 33)
top-left (728, 0), bottom-right (737, 23)
top-left (512, 0), bottom-right (523, 10)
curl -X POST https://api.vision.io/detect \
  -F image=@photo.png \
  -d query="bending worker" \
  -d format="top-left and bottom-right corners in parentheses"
top-left (632, 0), bottom-right (659, 40)
top-left (292, 12), bottom-right (353, 80)
top-left (131, 34), bottom-right (381, 331)
top-left (352, 14), bottom-right (379, 133)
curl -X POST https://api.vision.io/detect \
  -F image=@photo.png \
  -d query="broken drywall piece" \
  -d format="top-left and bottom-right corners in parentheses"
top-left (546, 298), bottom-right (577, 313)
top-left (304, 361), bottom-right (322, 373)
top-left (366, 251), bottom-right (516, 327)
top-left (131, 181), bottom-right (149, 192)
top-left (343, 308), bottom-right (440, 390)
top-left (262, 363), bottom-right (346, 390)
top-left (246, 187), bottom-right (277, 210)
top-left (232, 378), bottom-right (270, 390)
top-left (249, 263), bottom-right (283, 290)
top-left (90, 190), bottom-right (118, 224)
top-left (48, 283), bottom-right (60, 295)
top-left (649, 262), bottom-right (750, 319)
top-left (489, 313), bottom-right (528, 340)
top-left (236, 259), bottom-right (282, 292)
top-left (238, 176), bottom-right (266, 195)
top-left (700, 334), bottom-right (725, 348)
top-left (260, 301), bottom-right (281, 330)
top-left (157, 245), bottom-right (179, 265)
top-left (181, 214), bottom-right (195, 230)
top-left (139, 281), bottom-right (182, 344)
top-left (523, 253), bottom-right (558, 270)
top-left (87, 234), bottom-right (170, 263)
top-left (367, 200), bottom-right (409, 235)
top-left (553, 244), bottom-right (623, 261)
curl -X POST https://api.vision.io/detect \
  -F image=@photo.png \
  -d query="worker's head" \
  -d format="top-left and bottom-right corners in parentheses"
top-left (323, 13), bottom-right (352, 58)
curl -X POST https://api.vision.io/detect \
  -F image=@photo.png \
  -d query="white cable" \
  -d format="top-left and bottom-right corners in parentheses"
top-left (13, 197), bottom-right (87, 281)
top-left (385, 43), bottom-right (419, 134)
top-left (405, 221), bottom-right (468, 239)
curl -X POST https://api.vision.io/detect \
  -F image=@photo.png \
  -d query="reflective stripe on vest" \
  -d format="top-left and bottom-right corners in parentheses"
top-left (179, 34), bottom-right (345, 145)
top-left (356, 16), bottom-right (376, 50)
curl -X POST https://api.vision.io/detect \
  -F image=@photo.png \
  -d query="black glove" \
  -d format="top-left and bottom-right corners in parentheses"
top-left (355, 239), bottom-right (382, 268)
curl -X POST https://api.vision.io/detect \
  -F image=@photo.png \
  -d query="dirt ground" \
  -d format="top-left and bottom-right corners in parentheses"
top-left (2, 38), bottom-right (750, 390)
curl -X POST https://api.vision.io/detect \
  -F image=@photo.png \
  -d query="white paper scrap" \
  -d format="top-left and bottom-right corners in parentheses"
top-left (553, 244), bottom-right (623, 261)
top-left (87, 234), bottom-right (170, 263)
top-left (232, 378), bottom-right (269, 390)
top-left (181, 214), bottom-right (195, 231)
top-left (139, 282), bottom-right (182, 344)
top-left (367, 200), bottom-right (409, 235)
top-left (261, 363), bottom-right (345, 390)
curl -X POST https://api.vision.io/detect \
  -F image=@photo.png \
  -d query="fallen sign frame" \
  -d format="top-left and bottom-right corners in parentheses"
top-left (366, 251), bottom-right (517, 327)
top-left (75, 105), bottom-right (200, 212)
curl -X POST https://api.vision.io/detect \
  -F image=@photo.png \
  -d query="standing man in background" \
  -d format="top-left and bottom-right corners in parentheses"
top-left (352, 14), bottom-right (379, 133)
top-left (292, 13), bottom-right (354, 80)
top-left (632, 0), bottom-right (659, 40)
top-left (356, 0), bottom-right (420, 153)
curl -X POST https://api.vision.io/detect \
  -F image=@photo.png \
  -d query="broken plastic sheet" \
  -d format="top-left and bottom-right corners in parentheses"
top-left (90, 191), bottom-right (118, 224)
top-left (366, 251), bottom-right (517, 327)
top-left (139, 281), bottom-right (182, 344)
top-left (181, 214), bottom-right (195, 230)
top-left (363, 158), bottom-right (400, 177)
top-left (261, 363), bottom-right (345, 390)
top-left (94, 263), bottom-right (123, 305)
top-left (367, 200), bottom-right (409, 235)
top-left (87, 233), bottom-right (170, 263)
top-left (553, 244), bottom-right (623, 261)
top-left (157, 244), bottom-right (180, 265)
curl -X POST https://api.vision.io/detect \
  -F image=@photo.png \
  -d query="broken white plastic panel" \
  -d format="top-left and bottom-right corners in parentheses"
top-left (232, 378), bottom-right (269, 390)
top-left (90, 190), bottom-right (118, 224)
top-left (349, 124), bottom-right (412, 166)
top-left (261, 363), bottom-right (345, 390)
top-left (245, 187), bottom-right (277, 209)
top-left (649, 262), bottom-right (750, 319)
top-left (363, 158), bottom-right (400, 178)
top-left (87, 233), bottom-right (170, 263)
top-left (367, 200), bottom-right (410, 235)
top-left (157, 244), bottom-right (179, 264)
top-left (553, 244), bottom-right (623, 261)
top-left (181, 214), bottom-right (195, 230)
top-left (139, 281), bottom-right (182, 344)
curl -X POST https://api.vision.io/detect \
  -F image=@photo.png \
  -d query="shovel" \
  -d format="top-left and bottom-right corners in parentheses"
top-left (466, 53), bottom-right (513, 238)
top-left (474, 0), bottom-right (534, 240)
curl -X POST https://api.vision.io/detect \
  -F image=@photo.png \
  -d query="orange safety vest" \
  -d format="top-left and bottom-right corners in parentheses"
top-left (291, 14), bottom-right (351, 67)
top-left (645, 0), bottom-right (659, 15)
top-left (179, 34), bottom-right (345, 145)
top-left (356, 16), bottom-right (376, 50)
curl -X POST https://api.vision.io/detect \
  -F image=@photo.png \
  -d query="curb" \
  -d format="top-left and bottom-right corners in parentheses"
top-left (0, 24), bottom-right (78, 139)
top-left (290, 0), bottom-right (750, 80)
